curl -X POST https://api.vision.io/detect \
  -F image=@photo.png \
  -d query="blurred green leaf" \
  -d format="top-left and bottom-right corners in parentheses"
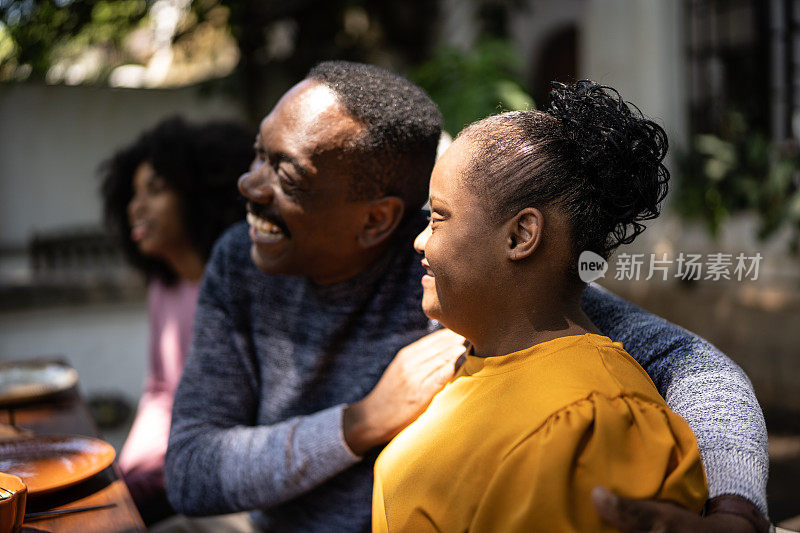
top-left (411, 39), bottom-right (534, 135)
top-left (676, 111), bottom-right (800, 252)
top-left (0, 0), bottom-right (147, 81)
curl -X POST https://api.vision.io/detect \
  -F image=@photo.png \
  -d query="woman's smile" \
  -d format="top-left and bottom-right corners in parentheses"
top-left (413, 136), bottom-right (505, 335)
top-left (127, 162), bottom-right (188, 259)
top-left (130, 220), bottom-right (149, 243)
top-left (420, 259), bottom-right (436, 289)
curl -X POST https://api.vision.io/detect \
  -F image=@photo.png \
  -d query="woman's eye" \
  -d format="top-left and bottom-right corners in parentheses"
top-left (147, 180), bottom-right (167, 194)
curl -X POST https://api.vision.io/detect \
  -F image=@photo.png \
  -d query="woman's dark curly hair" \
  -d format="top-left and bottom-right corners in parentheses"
top-left (100, 115), bottom-right (254, 285)
top-left (460, 80), bottom-right (669, 279)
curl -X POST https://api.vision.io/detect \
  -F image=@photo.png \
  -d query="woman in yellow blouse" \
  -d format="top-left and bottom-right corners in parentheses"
top-left (372, 81), bottom-right (708, 532)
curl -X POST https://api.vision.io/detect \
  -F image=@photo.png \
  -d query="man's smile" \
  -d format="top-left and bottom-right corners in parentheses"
top-left (247, 211), bottom-right (287, 243)
top-left (245, 202), bottom-right (291, 245)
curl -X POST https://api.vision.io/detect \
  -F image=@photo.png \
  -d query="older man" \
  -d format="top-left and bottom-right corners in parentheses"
top-left (165, 62), bottom-right (769, 533)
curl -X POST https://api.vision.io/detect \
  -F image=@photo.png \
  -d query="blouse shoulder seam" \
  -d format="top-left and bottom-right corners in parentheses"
top-left (499, 391), bottom-right (671, 462)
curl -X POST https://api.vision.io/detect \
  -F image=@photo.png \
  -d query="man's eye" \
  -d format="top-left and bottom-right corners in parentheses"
top-left (279, 174), bottom-right (299, 194)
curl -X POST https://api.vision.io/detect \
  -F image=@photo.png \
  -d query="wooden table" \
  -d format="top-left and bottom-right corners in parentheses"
top-left (2, 384), bottom-right (145, 532)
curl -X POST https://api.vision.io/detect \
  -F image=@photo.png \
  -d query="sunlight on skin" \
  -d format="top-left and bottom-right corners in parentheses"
top-left (294, 82), bottom-right (340, 119)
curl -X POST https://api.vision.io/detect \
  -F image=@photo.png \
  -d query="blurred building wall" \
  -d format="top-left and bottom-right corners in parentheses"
top-left (0, 82), bottom-right (244, 408)
top-left (0, 83), bottom-right (244, 248)
top-left (605, 211), bottom-right (800, 417)
top-left (581, 0), bottom-right (688, 159)
top-left (0, 302), bottom-right (148, 406)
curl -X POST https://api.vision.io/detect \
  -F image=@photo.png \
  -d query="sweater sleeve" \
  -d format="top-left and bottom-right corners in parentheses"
top-left (580, 283), bottom-right (769, 515)
top-left (164, 238), bottom-right (360, 516)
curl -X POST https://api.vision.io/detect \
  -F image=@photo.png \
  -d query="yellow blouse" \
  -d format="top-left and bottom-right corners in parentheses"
top-left (372, 333), bottom-right (707, 532)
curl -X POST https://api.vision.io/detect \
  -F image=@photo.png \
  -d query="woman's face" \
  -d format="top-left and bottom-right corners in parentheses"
top-left (413, 136), bottom-right (506, 337)
top-left (127, 162), bottom-right (189, 259)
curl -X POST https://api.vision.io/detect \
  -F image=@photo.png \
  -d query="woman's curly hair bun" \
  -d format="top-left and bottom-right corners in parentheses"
top-left (548, 80), bottom-right (669, 253)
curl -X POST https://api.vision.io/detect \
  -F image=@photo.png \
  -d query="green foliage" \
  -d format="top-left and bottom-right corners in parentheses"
top-left (411, 39), bottom-right (533, 135)
top-left (676, 111), bottom-right (800, 253)
top-left (0, 22), bottom-right (18, 64)
top-left (0, 0), bottom-right (146, 81)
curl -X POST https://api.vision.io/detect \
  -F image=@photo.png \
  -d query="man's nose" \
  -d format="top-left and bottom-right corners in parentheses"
top-left (413, 222), bottom-right (431, 254)
top-left (238, 167), bottom-right (275, 204)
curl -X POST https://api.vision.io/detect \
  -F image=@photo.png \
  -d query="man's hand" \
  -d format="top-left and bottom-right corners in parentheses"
top-left (591, 487), bottom-right (764, 533)
top-left (343, 328), bottom-right (466, 455)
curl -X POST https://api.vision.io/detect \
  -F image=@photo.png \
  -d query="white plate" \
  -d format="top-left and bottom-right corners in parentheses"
top-left (0, 361), bottom-right (78, 406)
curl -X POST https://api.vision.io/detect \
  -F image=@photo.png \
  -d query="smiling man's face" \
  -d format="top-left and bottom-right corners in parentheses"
top-left (238, 79), bottom-right (378, 285)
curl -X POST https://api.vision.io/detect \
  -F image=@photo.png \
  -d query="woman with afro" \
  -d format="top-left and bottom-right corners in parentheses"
top-left (100, 115), bottom-right (253, 525)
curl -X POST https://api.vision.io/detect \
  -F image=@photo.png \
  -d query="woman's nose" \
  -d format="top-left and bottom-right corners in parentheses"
top-left (413, 222), bottom-right (431, 254)
top-left (238, 167), bottom-right (275, 204)
top-left (127, 194), bottom-right (143, 219)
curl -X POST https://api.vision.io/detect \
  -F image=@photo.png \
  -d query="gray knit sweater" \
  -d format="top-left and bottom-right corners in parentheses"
top-left (165, 213), bottom-right (768, 532)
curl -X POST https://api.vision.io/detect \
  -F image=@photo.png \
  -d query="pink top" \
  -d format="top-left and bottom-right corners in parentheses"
top-left (119, 278), bottom-right (200, 504)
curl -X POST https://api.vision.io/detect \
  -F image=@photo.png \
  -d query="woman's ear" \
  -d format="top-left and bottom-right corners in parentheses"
top-left (506, 207), bottom-right (544, 261)
top-left (358, 196), bottom-right (405, 248)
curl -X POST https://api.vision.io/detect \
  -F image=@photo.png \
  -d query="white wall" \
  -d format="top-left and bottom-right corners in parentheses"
top-left (580, 0), bottom-right (687, 157)
top-left (508, 0), bottom-right (585, 78)
top-left (0, 81), bottom-right (244, 433)
top-left (0, 83), bottom-right (245, 248)
top-left (0, 302), bottom-right (148, 403)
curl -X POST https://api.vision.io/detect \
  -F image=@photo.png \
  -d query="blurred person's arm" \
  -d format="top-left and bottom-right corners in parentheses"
top-left (581, 283), bottom-right (769, 523)
top-left (119, 282), bottom-right (174, 504)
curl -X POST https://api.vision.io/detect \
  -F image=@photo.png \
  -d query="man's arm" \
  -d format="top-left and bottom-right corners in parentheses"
top-left (164, 244), bottom-right (360, 516)
top-left (581, 283), bottom-right (769, 515)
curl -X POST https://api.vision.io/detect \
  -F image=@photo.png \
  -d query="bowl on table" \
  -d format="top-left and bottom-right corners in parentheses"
top-left (0, 472), bottom-right (26, 533)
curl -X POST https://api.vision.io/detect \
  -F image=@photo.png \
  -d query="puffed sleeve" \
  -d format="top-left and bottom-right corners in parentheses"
top-left (469, 393), bottom-right (708, 533)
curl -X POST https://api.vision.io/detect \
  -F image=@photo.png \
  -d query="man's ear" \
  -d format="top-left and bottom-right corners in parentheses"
top-left (358, 196), bottom-right (405, 248)
top-left (506, 207), bottom-right (544, 261)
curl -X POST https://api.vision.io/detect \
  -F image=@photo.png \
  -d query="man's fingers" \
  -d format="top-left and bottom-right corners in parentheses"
top-left (400, 329), bottom-right (466, 365)
top-left (412, 345), bottom-right (466, 392)
top-left (591, 486), bottom-right (658, 532)
top-left (421, 332), bottom-right (466, 360)
top-left (425, 344), bottom-right (468, 376)
top-left (410, 328), bottom-right (458, 345)
top-left (407, 329), bottom-right (465, 352)
top-left (414, 345), bottom-right (464, 382)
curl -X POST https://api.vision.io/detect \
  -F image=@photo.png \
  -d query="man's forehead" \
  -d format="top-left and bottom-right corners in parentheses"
top-left (258, 80), bottom-right (362, 149)
top-left (286, 79), bottom-right (340, 117)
